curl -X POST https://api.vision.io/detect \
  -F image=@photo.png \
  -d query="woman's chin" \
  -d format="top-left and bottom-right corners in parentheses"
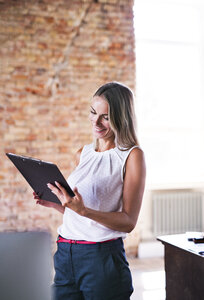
top-left (93, 133), bottom-right (106, 139)
top-left (93, 129), bottom-right (106, 138)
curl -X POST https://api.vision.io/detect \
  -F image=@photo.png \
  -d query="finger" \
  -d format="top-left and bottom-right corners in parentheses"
top-left (73, 187), bottom-right (80, 198)
top-left (55, 181), bottom-right (67, 195)
top-left (73, 187), bottom-right (78, 193)
top-left (47, 183), bottom-right (61, 195)
top-left (47, 183), bottom-right (55, 189)
top-left (33, 192), bottom-right (40, 199)
top-left (36, 199), bottom-right (47, 206)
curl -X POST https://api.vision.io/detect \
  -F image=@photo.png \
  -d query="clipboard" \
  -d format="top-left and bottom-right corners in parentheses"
top-left (6, 153), bottom-right (75, 205)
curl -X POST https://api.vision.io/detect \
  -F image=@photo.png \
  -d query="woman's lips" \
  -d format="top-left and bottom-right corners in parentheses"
top-left (94, 127), bottom-right (106, 133)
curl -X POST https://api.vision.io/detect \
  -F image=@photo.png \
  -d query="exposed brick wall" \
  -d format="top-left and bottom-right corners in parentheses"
top-left (0, 0), bottom-right (136, 246)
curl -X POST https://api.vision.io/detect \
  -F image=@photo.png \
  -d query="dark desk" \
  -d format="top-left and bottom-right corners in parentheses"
top-left (157, 234), bottom-right (204, 300)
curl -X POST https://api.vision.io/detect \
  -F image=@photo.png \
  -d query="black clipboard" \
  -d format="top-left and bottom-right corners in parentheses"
top-left (6, 153), bottom-right (75, 205)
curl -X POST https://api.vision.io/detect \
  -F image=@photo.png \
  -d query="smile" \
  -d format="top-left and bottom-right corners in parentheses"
top-left (94, 128), bottom-right (106, 133)
top-left (94, 127), bottom-right (106, 132)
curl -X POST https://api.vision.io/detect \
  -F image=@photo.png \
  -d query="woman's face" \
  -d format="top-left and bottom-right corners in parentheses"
top-left (89, 96), bottom-right (114, 141)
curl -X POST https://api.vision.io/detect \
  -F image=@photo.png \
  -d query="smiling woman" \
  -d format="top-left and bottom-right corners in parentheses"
top-left (93, 82), bottom-right (139, 151)
top-left (89, 96), bottom-right (115, 150)
top-left (34, 82), bottom-right (146, 300)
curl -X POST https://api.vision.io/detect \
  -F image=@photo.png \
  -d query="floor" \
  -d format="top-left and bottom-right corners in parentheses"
top-left (128, 240), bottom-right (166, 300)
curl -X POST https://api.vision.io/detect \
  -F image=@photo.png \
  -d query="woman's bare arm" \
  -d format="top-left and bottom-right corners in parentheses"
top-left (81, 148), bottom-right (146, 232)
top-left (49, 147), bottom-right (146, 232)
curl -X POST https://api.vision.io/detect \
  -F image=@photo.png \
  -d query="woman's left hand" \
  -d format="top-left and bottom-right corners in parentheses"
top-left (47, 182), bottom-right (86, 216)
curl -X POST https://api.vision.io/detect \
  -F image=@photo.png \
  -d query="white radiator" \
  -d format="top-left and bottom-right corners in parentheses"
top-left (153, 190), bottom-right (203, 236)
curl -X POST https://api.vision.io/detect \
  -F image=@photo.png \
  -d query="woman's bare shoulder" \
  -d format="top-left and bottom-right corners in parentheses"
top-left (126, 146), bottom-right (146, 173)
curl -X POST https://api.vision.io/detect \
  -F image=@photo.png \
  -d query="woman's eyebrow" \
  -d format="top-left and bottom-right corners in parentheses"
top-left (90, 106), bottom-right (96, 111)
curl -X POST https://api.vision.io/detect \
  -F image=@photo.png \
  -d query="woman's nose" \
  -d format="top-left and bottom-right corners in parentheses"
top-left (93, 116), bottom-right (101, 125)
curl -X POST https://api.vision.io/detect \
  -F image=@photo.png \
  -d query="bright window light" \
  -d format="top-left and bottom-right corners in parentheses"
top-left (134, 0), bottom-right (204, 188)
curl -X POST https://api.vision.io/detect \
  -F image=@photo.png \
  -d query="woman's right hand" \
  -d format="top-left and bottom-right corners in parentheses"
top-left (33, 192), bottom-right (55, 207)
top-left (33, 192), bottom-right (65, 213)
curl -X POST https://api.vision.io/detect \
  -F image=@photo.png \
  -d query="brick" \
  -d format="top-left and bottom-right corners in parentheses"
top-left (0, 0), bottom-right (136, 253)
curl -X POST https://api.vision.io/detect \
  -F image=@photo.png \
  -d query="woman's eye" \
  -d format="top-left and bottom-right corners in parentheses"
top-left (103, 116), bottom-right (109, 121)
top-left (90, 110), bottom-right (96, 114)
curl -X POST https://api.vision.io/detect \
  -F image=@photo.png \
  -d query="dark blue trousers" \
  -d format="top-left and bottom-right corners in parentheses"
top-left (52, 237), bottom-right (133, 300)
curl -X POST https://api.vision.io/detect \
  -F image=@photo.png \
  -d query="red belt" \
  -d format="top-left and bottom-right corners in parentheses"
top-left (57, 235), bottom-right (117, 245)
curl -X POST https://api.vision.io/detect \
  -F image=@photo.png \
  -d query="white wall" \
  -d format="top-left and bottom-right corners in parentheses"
top-left (134, 0), bottom-right (204, 239)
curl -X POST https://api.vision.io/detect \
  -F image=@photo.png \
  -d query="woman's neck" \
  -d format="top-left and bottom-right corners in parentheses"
top-left (96, 139), bottom-right (115, 152)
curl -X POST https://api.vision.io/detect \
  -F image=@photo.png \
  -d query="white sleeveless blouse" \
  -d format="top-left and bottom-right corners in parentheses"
top-left (57, 143), bottom-right (138, 242)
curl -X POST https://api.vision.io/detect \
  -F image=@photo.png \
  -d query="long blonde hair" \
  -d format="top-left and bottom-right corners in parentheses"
top-left (93, 82), bottom-right (139, 150)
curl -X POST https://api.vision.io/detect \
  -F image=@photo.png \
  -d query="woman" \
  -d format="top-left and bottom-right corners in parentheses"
top-left (34, 82), bottom-right (146, 300)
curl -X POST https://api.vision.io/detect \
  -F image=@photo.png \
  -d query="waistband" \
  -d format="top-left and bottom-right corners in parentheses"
top-left (57, 235), bottom-right (118, 245)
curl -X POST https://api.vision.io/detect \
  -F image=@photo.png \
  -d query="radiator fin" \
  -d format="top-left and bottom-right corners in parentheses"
top-left (153, 191), bottom-right (203, 236)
